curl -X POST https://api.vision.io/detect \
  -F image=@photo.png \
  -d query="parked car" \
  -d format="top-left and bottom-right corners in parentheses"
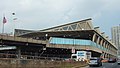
top-left (101, 58), bottom-right (108, 63)
top-left (108, 58), bottom-right (116, 63)
top-left (89, 57), bottom-right (102, 67)
top-left (117, 59), bottom-right (120, 65)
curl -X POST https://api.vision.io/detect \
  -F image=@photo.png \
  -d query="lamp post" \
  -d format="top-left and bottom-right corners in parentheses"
top-left (72, 36), bottom-right (75, 54)
top-left (43, 34), bottom-right (48, 51)
top-left (39, 34), bottom-right (48, 58)
top-left (45, 34), bottom-right (48, 41)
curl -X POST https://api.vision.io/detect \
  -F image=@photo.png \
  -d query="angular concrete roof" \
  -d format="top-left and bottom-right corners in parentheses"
top-left (40, 18), bottom-right (93, 31)
top-left (15, 18), bottom-right (93, 36)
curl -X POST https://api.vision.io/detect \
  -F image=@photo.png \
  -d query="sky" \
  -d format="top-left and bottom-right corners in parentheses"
top-left (0, 0), bottom-right (120, 38)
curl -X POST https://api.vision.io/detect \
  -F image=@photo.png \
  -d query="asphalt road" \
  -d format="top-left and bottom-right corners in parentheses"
top-left (82, 62), bottom-right (120, 68)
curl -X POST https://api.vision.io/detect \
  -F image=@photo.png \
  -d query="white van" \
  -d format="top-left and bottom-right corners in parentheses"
top-left (89, 57), bottom-right (102, 67)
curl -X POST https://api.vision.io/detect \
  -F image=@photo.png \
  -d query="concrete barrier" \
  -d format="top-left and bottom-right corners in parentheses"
top-left (0, 58), bottom-right (88, 68)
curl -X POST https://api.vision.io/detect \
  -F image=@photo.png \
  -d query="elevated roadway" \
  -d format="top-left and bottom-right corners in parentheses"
top-left (0, 35), bottom-right (46, 47)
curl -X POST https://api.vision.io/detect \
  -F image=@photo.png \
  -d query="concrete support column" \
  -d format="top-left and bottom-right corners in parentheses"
top-left (106, 54), bottom-right (108, 58)
top-left (109, 46), bottom-right (112, 56)
top-left (106, 43), bottom-right (108, 51)
top-left (100, 39), bottom-right (104, 51)
top-left (100, 39), bottom-right (103, 46)
top-left (103, 41), bottom-right (106, 50)
top-left (16, 46), bottom-right (22, 67)
top-left (105, 43), bottom-right (107, 49)
top-left (106, 43), bottom-right (109, 49)
top-left (109, 54), bottom-right (111, 58)
top-left (105, 43), bottom-right (108, 52)
top-left (108, 54), bottom-right (110, 58)
top-left (105, 53), bottom-right (108, 58)
top-left (108, 44), bottom-right (110, 52)
top-left (103, 52), bottom-right (105, 58)
top-left (107, 54), bottom-right (109, 58)
top-left (104, 53), bottom-right (107, 58)
top-left (92, 33), bottom-right (96, 42)
top-left (103, 42), bottom-right (106, 58)
top-left (109, 46), bottom-right (110, 53)
top-left (97, 37), bottom-right (100, 45)
top-left (17, 46), bottom-right (21, 60)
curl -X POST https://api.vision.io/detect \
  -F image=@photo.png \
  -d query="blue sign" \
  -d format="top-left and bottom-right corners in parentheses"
top-left (77, 52), bottom-right (84, 56)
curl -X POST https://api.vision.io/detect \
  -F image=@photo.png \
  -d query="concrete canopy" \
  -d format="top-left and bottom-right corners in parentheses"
top-left (18, 30), bottom-right (95, 41)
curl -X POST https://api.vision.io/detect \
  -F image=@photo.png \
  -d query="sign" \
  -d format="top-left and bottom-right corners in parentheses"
top-left (77, 52), bottom-right (85, 56)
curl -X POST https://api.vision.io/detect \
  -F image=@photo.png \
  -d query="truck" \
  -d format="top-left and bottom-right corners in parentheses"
top-left (71, 51), bottom-right (91, 61)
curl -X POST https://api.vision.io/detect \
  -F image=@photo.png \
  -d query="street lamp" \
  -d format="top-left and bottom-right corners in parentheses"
top-left (45, 34), bottom-right (48, 40)
top-left (44, 34), bottom-right (48, 50)
top-left (72, 36), bottom-right (75, 54)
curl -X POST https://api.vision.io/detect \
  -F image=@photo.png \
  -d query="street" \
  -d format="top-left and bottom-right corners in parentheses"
top-left (82, 62), bottom-right (120, 68)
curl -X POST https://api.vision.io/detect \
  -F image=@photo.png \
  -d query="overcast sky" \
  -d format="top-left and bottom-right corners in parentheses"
top-left (0, 0), bottom-right (120, 38)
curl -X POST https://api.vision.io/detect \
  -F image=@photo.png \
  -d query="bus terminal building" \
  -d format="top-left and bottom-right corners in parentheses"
top-left (0, 18), bottom-right (117, 60)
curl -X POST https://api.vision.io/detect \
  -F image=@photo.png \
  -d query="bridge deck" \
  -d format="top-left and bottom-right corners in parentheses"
top-left (0, 35), bottom-right (46, 45)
